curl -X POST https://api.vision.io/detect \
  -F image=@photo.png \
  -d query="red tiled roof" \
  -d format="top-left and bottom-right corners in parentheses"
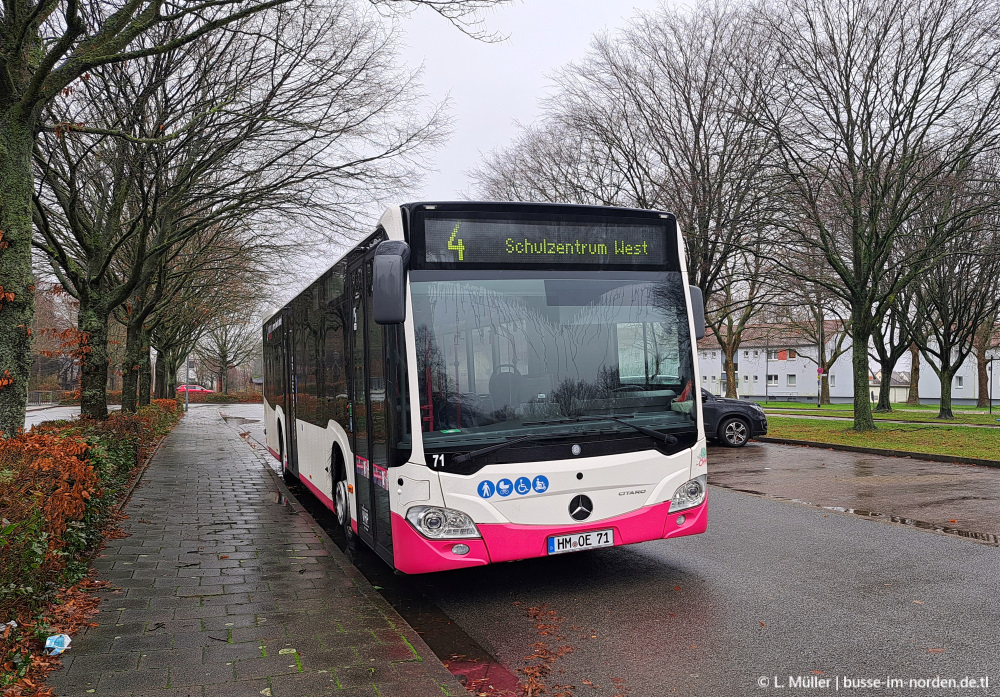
top-left (697, 321), bottom-right (846, 350)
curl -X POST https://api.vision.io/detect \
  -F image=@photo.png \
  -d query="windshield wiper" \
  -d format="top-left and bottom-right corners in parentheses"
top-left (522, 415), bottom-right (679, 445)
top-left (452, 433), bottom-right (565, 465)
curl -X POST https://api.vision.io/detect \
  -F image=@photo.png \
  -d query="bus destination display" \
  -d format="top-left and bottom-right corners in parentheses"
top-left (422, 217), bottom-right (668, 266)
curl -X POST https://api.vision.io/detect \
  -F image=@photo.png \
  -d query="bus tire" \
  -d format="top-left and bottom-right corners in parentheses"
top-left (278, 426), bottom-right (295, 484)
top-left (332, 447), bottom-right (356, 550)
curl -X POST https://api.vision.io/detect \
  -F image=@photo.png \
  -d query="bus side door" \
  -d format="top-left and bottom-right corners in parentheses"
top-left (347, 255), bottom-right (394, 563)
top-left (281, 306), bottom-right (299, 475)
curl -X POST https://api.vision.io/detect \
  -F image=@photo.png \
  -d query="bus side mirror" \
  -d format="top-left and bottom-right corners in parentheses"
top-left (373, 241), bottom-right (411, 325)
top-left (689, 286), bottom-right (706, 340)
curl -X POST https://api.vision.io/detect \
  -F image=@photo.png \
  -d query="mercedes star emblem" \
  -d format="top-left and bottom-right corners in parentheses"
top-left (569, 494), bottom-right (593, 521)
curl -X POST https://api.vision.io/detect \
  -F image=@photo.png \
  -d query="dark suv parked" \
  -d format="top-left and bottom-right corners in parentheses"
top-left (700, 389), bottom-right (768, 447)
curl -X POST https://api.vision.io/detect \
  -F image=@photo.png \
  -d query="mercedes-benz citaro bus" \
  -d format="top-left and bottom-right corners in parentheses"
top-left (262, 202), bottom-right (708, 573)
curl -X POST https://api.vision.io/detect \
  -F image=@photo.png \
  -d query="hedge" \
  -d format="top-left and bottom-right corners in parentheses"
top-left (0, 399), bottom-right (181, 692)
top-left (178, 391), bottom-right (262, 404)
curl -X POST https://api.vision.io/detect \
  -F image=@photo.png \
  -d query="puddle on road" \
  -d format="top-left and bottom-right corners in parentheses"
top-left (267, 491), bottom-right (297, 514)
top-left (715, 484), bottom-right (999, 546)
top-left (221, 415), bottom-right (260, 425)
top-left (822, 507), bottom-right (999, 546)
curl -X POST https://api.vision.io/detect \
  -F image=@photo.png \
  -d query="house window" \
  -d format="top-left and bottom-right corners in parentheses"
top-left (712, 351), bottom-right (717, 359)
top-left (956, 376), bottom-right (964, 389)
top-left (767, 349), bottom-right (779, 360)
top-left (787, 374), bottom-right (797, 387)
top-left (754, 350), bottom-right (759, 357)
top-left (788, 349), bottom-right (798, 359)
top-left (702, 375), bottom-right (707, 383)
top-left (744, 350), bottom-right (749, 358)
top-left (829, 375), bottom-right (836, 388)
top-left (743, 375), bottom-right (749, 384)
top-left (767, 374), bottom-right (778, 386)
top-left (754, 375), bottom-right (759, 383)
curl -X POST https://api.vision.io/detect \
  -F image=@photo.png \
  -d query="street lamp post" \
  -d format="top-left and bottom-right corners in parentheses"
top-left (989, 358), bottom-right (994, 415)
top-left (764, 337), bottom-right (769, 403)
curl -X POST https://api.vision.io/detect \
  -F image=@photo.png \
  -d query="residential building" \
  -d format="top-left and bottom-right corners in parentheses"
top-left (697, 323), bottom-right (1000, 406)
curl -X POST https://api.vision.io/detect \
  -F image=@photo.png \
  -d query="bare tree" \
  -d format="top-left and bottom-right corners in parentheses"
top-left (771, 273), bottom-right (851, 405)
top-left (973, 314), bottom-right (1000, 408)
top-left (0, 0), bottom-right (510, 437)
top-left (0, 0), bottom-right (290, 437)
top-left (755, 0), bottom-right (1000, 430)
top-left (471, 2), bottom-right (779, 393)
top-left (197, 317), bottom-right (259, 394)
top-left (32, 2), bottom-right (449, 419)
top-left (906, 223), bottom-right (1000, 418)
top-left (869, 290), bottom-right (916, 413)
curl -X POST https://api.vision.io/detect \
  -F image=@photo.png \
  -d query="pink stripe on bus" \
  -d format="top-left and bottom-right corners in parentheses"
top-left (479, 498), bottom-right (707, 563)
top-left (389, 497), bottom-right (707, 574)
top-left (298, 474), bottom-right (336, 512)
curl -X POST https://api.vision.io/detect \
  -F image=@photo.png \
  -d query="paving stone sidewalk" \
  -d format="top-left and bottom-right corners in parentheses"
top-left (50, 406), bottom-right (466, 697)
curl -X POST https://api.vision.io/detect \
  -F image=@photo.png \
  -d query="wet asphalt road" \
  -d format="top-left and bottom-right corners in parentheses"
top-left (710, 442), bottom-right (1000, 541)
top-left (410, 486), bottom-right (999, 696)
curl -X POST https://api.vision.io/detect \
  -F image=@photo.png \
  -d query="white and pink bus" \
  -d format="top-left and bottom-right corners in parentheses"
top-left (263, 202), bottom-right (708, 573)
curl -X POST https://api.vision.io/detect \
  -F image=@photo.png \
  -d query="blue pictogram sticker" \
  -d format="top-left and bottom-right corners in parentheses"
top-left (478, 481), bottom-right (495, 499)
top-left (497, 478), bottom-right (513, 496)
top-left (514, 477), bottom-right (532, 495)
top-left (532, 475), bottom-right (549, 493)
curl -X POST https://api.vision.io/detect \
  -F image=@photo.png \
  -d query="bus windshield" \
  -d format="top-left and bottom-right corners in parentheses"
top-left (411, 270), bottom-right (697, 447)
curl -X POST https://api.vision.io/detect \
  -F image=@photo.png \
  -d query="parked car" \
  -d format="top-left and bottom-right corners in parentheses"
top-left (700, 388), bottom-right (767, 447)
top-left (177, 384), bottom-right (213, 394)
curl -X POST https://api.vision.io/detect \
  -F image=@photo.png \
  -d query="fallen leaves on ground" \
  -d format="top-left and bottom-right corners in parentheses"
top-left (519, 606), bottom-right (579, 697)
top-left (1, 577), bottom-right (109, 697)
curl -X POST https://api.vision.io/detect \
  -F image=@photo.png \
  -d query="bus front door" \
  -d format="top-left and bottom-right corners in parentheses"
top-left (281, 306), bottom-right (299, 476)
top-left (348, 257), bottom-right (394, 563)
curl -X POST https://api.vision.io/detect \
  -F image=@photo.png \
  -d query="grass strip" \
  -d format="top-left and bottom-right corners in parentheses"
top-left (765, 409), bottom-right (1000, 426)
top-left (759, 400), bottom-right (985, 412)
top-left (767, 416), bottom-right (1000, 461)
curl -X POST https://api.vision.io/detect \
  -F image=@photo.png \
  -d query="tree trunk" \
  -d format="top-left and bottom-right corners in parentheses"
top-left (938, 367), bottom-right (955, 419)
top-left (723, 344), bottom-right (738, 398)
top-left (120, 318), bottom-right (143, 413)
top-left (851, 323), bottom-right (877, 431)
top-left (138, 340), bottom-right (151, 407)
top-left (153, 351), bottom-right (166, 399)
top-left (906, 343), bottom-right (920, 405)
top-left (820, 359), bottom-right (831, 405)
top-left (164, 352), bottom-right (180, 398)
top-left (974, 333), bottom-right (992, 408)
top-left (78, 300), bottom-right (111, 420)
top-left (0, 111), bottom-right (37, 437)
top-left (875, 357), bottom-right (894, 413)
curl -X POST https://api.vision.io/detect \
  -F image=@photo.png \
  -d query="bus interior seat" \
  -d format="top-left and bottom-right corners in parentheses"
top-left (489, 365), bottom-right (523, 411)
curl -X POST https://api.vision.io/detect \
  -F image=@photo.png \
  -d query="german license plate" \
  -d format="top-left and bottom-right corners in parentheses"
top-left (547, 529), bottom-right (614, 555)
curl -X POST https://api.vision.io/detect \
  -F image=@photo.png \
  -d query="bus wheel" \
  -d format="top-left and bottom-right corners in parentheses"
top-left (331, 450), bottom-right (355, 549)
top-left (334, 478), bottom-right (350, 529)
top-left (278, 427), bottom-right (294, 484)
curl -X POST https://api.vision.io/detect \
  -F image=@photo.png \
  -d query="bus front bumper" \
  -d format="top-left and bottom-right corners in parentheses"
top-left (390, 496), bottom-right (708, 574)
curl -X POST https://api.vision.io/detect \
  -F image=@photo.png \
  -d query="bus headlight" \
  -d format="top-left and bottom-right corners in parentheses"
top-left (669, 475), bottom-right (707, 513)
top-left (406, 506), bottom-right (481, 539)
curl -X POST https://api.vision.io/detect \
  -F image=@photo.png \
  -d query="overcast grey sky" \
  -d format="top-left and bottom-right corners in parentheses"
top-left (275, 1), bottom-right (666, 302)
top-left (399, 0), bottom-right (664, 201)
